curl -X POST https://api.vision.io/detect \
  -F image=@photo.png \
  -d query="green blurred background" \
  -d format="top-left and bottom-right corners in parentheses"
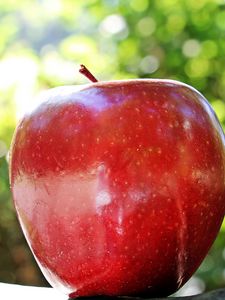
top-left (0, 0), bottom-right (225, 296)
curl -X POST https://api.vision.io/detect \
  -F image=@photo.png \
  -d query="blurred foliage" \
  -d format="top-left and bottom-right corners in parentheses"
top-left (0, 0), bottom-right (225, 295)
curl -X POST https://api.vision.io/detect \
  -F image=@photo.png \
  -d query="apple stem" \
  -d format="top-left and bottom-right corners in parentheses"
top-left (79, 64), bottom-right (98, 83)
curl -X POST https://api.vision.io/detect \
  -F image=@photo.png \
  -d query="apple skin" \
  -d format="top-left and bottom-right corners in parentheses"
top-left (9, 79), bottom-right (225, 298)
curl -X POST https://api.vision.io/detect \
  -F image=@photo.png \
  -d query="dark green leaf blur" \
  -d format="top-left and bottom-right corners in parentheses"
top-left (0, 0), bottom-right (224, 296)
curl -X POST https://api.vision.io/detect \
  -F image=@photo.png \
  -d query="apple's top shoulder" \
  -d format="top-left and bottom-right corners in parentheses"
top-left (35, 79), bottom-right (195, 104)
top-left (75, 79), bottom-right (207, 101)
top-left (45, 78), bottom-right (197, 93)
top-left (35, 78), bottom-right (203, 100)
top-left (23, 78), bottom-right (208, 119)
top-left (80, 78), bottom-right (192, 89)
top-left (22, 79), bottom-right (206, 115)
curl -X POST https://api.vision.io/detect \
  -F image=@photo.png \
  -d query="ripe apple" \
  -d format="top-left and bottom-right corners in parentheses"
top-left (9, 66), bottom-right (225, 298)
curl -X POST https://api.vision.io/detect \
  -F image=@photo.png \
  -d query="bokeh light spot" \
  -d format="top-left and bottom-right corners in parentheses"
top-left (182, 39), bottom-right (201, 58)
top-left (130, 0), bottom-right (149, 12)
top-left (99, 14), bottom-right (129, 39)
top-left (166, 15), bottom-right (186, 34)
top-left (216, 11), bottom-right (225, 30)
top-left (140, 55), bottom-right (159, 74)
top-left (201, 40), bottom-right (218, 59)
top-left (185, 58), bottom-right (210, 78)
top-left (187, 0), bottom-right (207, 11)
top-left (136, 17), bottom-right (156, 37)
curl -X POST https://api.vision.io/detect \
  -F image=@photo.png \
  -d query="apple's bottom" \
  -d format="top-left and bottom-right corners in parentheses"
top-left (68, 283), bottom-right (178, 299)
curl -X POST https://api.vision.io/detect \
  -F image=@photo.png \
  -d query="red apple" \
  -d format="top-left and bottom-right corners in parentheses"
top-left (9, 67), bottom-right (225, 298)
